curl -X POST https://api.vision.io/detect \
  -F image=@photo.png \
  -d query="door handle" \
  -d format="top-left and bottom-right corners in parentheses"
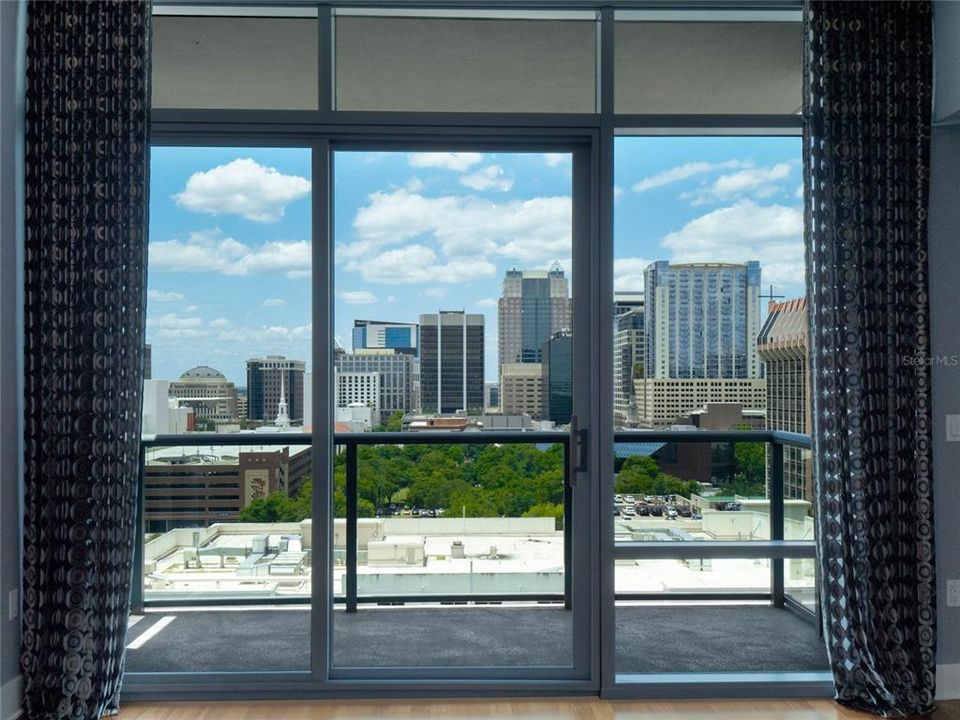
top-left (568, 415), bottom-right (588, 487)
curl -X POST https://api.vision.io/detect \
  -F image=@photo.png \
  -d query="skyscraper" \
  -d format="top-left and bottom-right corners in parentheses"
top-left (352, 319), bottom-right (419, 356)
top-left (419, 311), bottom-right (484, 414)
top-left (614, 298), bottom-right (645, 427)
top-left (636, 261), bottom-right (765, 427)
top-left (498, 267), bottom-right (571, 366)
top-left (757, 298), bottom-right (812, 502)
top-left (644, 261), bottom-right (762, 380)
top-left (246, 356), bottom-right (305, 423)
top-left (542, 330), bottom-right (573, 425)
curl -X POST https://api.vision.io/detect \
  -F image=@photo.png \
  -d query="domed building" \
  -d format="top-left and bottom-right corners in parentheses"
top-left (168, 365), bottom-right (239, 426)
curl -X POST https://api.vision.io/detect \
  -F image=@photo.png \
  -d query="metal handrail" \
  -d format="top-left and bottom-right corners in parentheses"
top-left (142, 428), bottom-right (811, 448)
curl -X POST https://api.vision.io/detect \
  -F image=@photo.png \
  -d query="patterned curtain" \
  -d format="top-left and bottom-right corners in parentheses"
top-left (20, 1), bottom-right (151, 718)
top-left (804, 2), bottom-right (936, 716)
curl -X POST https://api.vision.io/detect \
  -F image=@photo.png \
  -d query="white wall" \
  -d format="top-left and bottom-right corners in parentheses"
top-left (931, 3), bottom-right (960, 699)
top-left (935, 1), bottom-right (960, 122)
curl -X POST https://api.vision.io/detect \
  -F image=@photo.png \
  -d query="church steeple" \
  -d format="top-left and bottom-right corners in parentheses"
top-left (275, 372), bottom-right (290, 428)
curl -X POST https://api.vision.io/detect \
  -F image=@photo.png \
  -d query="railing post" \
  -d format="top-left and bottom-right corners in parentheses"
top-left (346, 442), bottom-right (358, 613)
top-left (130, 441), bottom-right (145, 615)
top-left (563, 440), bottom-right (572, 611)
top-left (770, 440), bottom-right (785, 608)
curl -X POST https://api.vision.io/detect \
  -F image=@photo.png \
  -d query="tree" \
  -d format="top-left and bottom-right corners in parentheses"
top-left (615, 455), bottom-right (700, 498)
top-left (524, 502), bottom-right (564, 530)
top-left (238, 476), bottom-right (320, 523)
top-left (729, 441), bottom-right (766, 496)
top-left (384, 411), bottom-right (404, 432)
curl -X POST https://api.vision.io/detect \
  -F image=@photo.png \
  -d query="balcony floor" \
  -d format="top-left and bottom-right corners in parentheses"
top-left (124, 603), bottom-right (827, 674)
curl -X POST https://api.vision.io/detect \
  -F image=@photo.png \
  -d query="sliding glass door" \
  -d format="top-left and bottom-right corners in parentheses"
top-left (320, 142), bottom-right (596, 680)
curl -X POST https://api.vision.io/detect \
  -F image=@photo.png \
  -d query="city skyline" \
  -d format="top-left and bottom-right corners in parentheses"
top-left (146, 139), bottom-right (803, 384)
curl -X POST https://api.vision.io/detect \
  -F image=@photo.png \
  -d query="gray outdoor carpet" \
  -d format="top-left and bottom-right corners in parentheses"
top-left (123, 604), bottom-right (827, 674)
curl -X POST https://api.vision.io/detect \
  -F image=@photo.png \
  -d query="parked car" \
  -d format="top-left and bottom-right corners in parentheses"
top-left (635, 504), bottom-right (650, 516)
top-left (622, 506), bottom-right (636, 517)
top-left (677, 506), bottom-right (692, 517)
top-left (666, 508), bottom-right (678, 520)
top-left (624, 495), bottom-right (636, 504)
top-left (649, 505), bottom-right (663, 517)
top-left (614, 494), bottom-right (624, 504)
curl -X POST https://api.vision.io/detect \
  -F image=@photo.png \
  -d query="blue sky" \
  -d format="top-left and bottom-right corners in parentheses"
top-left (147, 137), bottom-right (803, 385)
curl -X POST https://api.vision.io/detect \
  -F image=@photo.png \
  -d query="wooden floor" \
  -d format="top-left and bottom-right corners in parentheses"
top-left (116, 698), bottom-right (960, 720)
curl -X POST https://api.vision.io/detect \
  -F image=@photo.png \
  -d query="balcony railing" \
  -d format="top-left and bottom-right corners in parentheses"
top-left (133, 429), bottom-right (815, 620)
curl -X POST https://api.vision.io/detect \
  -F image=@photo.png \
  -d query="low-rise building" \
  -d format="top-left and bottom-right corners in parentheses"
top-left (500, 363), bottom-right (543, 419)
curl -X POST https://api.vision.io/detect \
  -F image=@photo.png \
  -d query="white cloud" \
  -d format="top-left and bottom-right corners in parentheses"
top-left (682, 163), bottom-right (793, 205)
top-left (209, 318), bottom-right (230, 328)
top-left (338, 290), bottom-right (378, 305)
top-left (174, 158), bottom-right (310, 222)
top-left (151, 229), bottom-right (310, 279)
top-left (387, 295), bottom-right (397, 303)
top-left (632, 160), bottom-right (751, 194)
top-left (262, 298), bottom-right (287, 307)
top-left (213, 323), bottom-right (312, 344)
top-left (422, 287), bottom-right (447, 299)
top-left (544, 153), bottom-right (568, 168)
top-left (475, 298), bottom-right (497, 308)
top-left (407, 152), bottom-right (483, 172)
top-left (460, 165), bottom-right (513, 192)
top-left (795, 184), bottom-right (804, 199)
top-left (405, 177), bottom-right (425, 192)
top-left (145, 313), bottom-right (206, 343)
top-left (614, 257), bottom-right (654, 292)
top-left (355, 244), bottom-right (496, 285)
top-left (661, 201), bottom-right (804, 287)
top-left (185, 305), bottom-right (199, 313)
top-left (614, 186), bottom-right (625, 202)
top-left (147, 289), bottom-right (184, 302)
top-left (345, 189), bottom-right (571, 270)
top-left (147, 313), bottom-right (203, 329)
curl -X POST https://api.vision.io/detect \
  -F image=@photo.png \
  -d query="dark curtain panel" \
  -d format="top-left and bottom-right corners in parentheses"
top-left (804, 1), bottom-right (935, 716)
top-left (20, 1), bottom-right (151, 718)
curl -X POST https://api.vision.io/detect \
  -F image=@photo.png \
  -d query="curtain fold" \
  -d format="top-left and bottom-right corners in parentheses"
top-left (20, 1), bottom-right (151, 718)
top-left (804, 1), bottom-right (936, 716)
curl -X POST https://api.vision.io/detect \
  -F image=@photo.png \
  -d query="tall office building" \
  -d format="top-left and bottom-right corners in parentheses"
top-left (644, 261), bottom-right (762, 380)
top-left (542, 330), bottom-right (573, 425)
top-left (246, 356), bottom-right (306, 424)
top-left (757, 298), bottom-right (812, 502)
top-left (335, 349), bottom-right (416, 424)
top-left (637, 262), bottom-right (764, 428)
top-left (352, 319), bottom-right (419, 356)
top-left (613, 292), bottom-right (645, 427)
top-left (168, 366), bottom-right (239, 425)
top-left (498, 267), bottom-right (572, 366)
top-left (419, 311), bottom-right (484, 414)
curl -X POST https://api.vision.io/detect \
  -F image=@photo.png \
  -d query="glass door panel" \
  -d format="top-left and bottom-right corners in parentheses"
top-left (326, 146), bottom-right (591, 679)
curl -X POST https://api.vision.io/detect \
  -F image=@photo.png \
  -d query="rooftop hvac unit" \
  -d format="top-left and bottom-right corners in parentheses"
top-left (451, 540), bottom-right (465, 559)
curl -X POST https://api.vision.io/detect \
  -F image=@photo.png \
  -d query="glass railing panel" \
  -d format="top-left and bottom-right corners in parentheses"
top-left (331, 438), bottom-right (572, 669)
top-left (614, 559), bottom-right (824, 675)
top-left (612, 437), bottom-right (815, 544)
